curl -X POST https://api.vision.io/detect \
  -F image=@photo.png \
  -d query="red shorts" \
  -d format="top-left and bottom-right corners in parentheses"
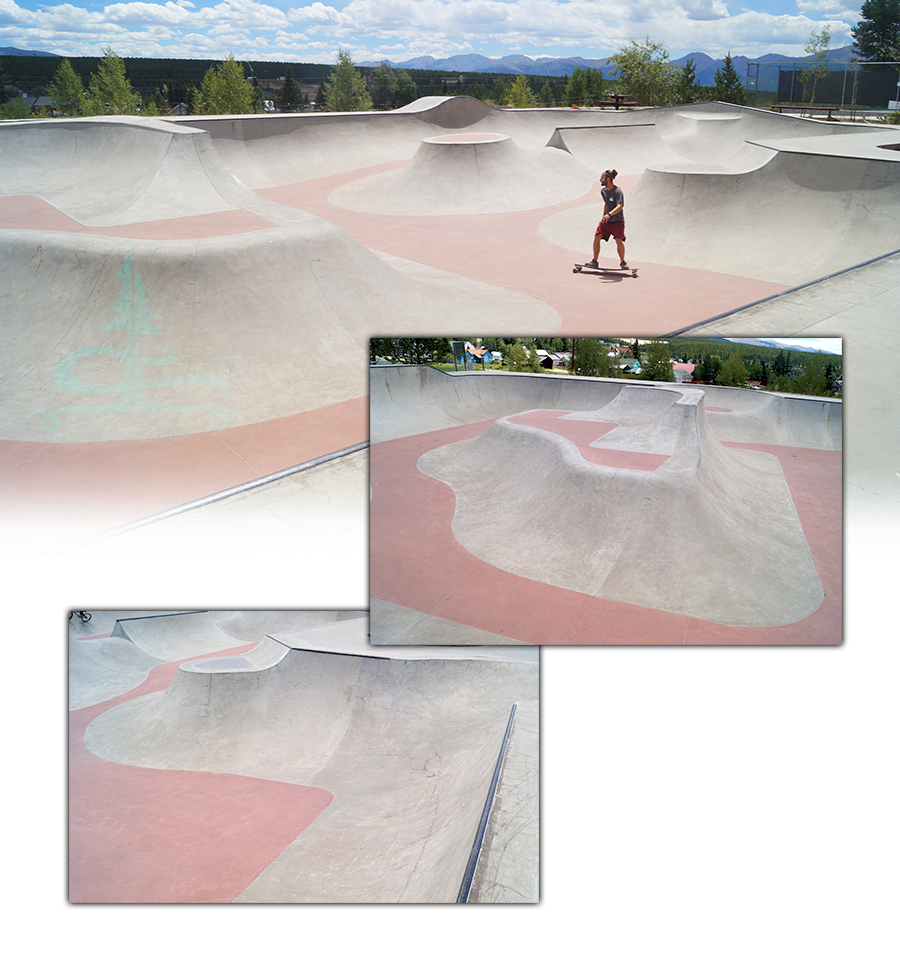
top-left (596, 220), bottom-right (626, 241)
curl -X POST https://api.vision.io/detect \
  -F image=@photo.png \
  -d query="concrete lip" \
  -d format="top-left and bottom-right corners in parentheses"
top-left (71, 611), bottom-right (539, 902)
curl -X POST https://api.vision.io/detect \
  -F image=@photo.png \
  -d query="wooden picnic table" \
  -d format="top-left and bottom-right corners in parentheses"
top-left (595, 93), bottom-right (639, 109)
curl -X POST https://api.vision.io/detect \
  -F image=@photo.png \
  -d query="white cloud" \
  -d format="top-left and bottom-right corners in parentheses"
top-left (0, 0), bottom-right (859, 59)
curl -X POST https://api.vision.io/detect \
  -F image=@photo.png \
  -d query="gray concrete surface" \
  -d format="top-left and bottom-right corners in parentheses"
top-left (681, 250), bottom-right (899, 518)
top-left (417, 387), bottom-right (823, 627)
top-left (81, 614), bottom-right (539, 902)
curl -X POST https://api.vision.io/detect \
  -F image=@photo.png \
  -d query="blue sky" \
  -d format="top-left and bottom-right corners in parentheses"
top-left (0, 0), bottom-right (862, 63)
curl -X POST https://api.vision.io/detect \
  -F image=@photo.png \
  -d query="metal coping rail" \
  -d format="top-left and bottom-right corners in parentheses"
top-left (51, 440), bottom-right (369, 554)
top-left (456, 701), bottom-right (518, 904)
top-left (666, 246), bottom-right (900, 337)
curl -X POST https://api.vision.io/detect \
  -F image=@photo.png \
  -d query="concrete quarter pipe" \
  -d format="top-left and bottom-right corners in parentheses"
top-left (70, 611), bottom-right (539, 903)
top-left (369, 365), bottom-right (841, 645)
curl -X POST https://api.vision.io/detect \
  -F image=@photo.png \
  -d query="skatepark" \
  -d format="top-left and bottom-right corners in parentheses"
top-left (69, 609), bottom-right (539, 903)
top-left (370, 364), bottom-right (842, 645)
top-left (0, 98), bottom-right (895, 563)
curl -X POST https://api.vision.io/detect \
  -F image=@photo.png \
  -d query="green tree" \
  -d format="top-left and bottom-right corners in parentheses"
top-left (370, 62), bottom-right (397, 110)
top-left (639, 341), bottom-right (675, 381)
top-left (503, 73), bottom-right (540, 108)
top-left (801, 26), bottom-right (832, 111)
top-left (676, 58), bottom-right (698, 104)
top-left (608, 38), bottom-right (679, 106)
top-left (563, 66), bottom-right (603, 106)
top-left (539, 81), bottom-right (554, 106)
top-left (0, 57), bottom-right (16, 105)
top-left (572, 339), bottom-right (618, 378)
top-left (714, 53), bottom-right (746, 105)
top-left (852, 0), bottom-right (900, 61)
top-left (46, 59), bottom-right (88, 116)
top-left (198, 54), bottom-right (255, 115)
top-left (369, 63), bottom-right (419, 110)
top-left (324, 48), bottom-right (373, 112)
top-left (0, 96), bottom-right (31, 119)
top-left (87, 47), bottom-right (141, 115)
top-left (277, 66), bottom-right (301, 112)
top-left (716, 353), bottom-right (749, 387)
top-left (394, 70), bottom-right (418, 108)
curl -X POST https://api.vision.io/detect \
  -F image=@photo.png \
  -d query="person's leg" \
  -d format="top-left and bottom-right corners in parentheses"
top-left (615, 236), bottom-right (626, 264)
top-left (592, 231), bottom-right (601, 263)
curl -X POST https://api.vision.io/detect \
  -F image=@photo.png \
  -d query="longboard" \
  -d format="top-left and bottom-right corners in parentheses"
top-left (573, 263), bottom-right (638, 278)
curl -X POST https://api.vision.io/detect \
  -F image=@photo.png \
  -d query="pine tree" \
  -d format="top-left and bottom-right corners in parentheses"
top-left (676, 59), bottom-right (698, 104)
top-left (47, 60), bottom-right (88, 116)
top-left (503, 74), bottom-right (540, 108)
top-left (714, 53), bottom-right (746, 105)
top-left (87, 48), bottom-right (141, 115)
top-left (0, 57), bottom-right (16, 105)
top-left (324, 49), bottom-right (373, 112)
top-left (198, 55), bottom-right (255, 115)
top-left (852, 0), bottom-right (900, 61)
top-left (277, 66), bottom-right (300, 112)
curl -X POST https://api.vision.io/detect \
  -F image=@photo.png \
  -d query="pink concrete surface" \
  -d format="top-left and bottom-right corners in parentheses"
top-left (369, 420), bottom-right (842, 645)
top-left (69, 641), bottom-right (333, 903)
top-left (2, 396), bottom-right (367, 528)
top-left (509, 410), bottom-right (670, 470)
top-left (261, 170), bottom-right (789, 337)
top-left (0, 194), bottom-right (275, 238)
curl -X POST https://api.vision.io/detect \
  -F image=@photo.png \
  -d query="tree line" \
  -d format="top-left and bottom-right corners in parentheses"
top-left (370, 337), bottom-right (842, 398)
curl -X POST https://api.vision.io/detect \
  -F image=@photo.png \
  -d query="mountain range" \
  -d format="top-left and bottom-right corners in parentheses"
top-left (361, 46), bottom-right (860, 89)
top-left (3, 45), bottom-right (860, 91)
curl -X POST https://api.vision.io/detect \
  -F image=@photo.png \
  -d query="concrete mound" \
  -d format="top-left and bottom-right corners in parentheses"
top-left (84, 617), bottom-right (539, 903)
top-left (331, 132), bottom-right (593, 215)
top-left (2, 225), bottom-right (556, 443)
top-left (418, 388), bottom-right (824, 627)
top-left (626, 147), bottom-right (900, 284)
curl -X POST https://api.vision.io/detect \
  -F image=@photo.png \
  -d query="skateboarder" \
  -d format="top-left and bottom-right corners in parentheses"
top-left (587, 169), bottom-right (627, 269)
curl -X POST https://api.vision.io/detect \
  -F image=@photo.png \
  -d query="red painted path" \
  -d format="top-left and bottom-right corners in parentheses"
top-left (69, 639), bottom-right (333, 903)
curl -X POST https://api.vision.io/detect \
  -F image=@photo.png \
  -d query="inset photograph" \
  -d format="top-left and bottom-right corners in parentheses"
top-left (370, 337), bottom-right (842, 646)
top-left (69, 610), bottom-right (539, 903)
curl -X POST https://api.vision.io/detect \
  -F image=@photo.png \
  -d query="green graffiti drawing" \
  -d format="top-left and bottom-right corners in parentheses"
top-left (33, 250), bottom-right (231, 432)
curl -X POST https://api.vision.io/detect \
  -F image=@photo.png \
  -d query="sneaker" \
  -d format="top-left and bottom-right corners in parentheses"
top-left (586, 260), bottom-right (599, 268)
top-left (620, 261), bottom-right (628, 269)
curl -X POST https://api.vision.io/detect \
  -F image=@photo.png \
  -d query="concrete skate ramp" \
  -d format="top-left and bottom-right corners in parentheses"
top-left (208, 610), bottom-right (367, 643)
top-left (697, 387), bottom-right (842, 450)
top-left (175, 97), bottom-right (619, 189)
top-left (418, 388), bottom-right (823, 627)
top-left (111, 611), bottom-right (234, 659)
top-left (331, 133), bottom-right (593, 215)
top-left (2, 225), bottom-right (555, 443)
top-left (371, 364), bottom-right (627, 441)
top-left (547, 104), bottom-right (849, 173)
top-left (0, 117), bottom-right (251, 226)
top-left (370, 365), bottom-right (841, 451)
top-left (69, 634), bottom-right (164, 710)
top-left (626, 147), bottom-right (900, 285)
top-left (85, 617), bottom-right (539, 903)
